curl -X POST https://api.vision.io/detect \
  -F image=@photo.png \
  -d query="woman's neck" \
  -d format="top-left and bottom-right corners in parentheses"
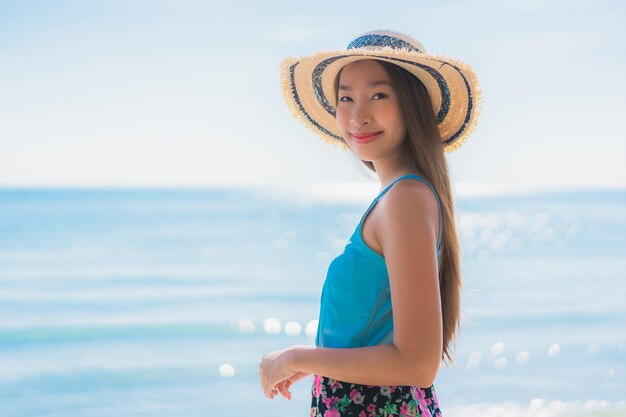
top-left (374, 159), bottom-right (426, 193)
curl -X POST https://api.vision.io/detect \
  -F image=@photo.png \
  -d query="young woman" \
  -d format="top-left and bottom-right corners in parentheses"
top-left (260, 29), bottom-right (482, 416)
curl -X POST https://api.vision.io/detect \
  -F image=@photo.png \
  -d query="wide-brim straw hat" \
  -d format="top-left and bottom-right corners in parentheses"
top-left (279, 29), bottom-right (482, 153)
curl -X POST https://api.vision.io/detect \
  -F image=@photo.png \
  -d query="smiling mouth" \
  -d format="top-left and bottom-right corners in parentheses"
top-left (352, 132), bottom-right (382, 143)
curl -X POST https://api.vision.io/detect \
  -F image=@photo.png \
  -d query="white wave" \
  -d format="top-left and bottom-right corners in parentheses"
top-left (446, 399), bottom-right (626, 417)
top-left (250, 181), bottom-right (625, 204)
top-left (262, 180), bottom-right (380, 204)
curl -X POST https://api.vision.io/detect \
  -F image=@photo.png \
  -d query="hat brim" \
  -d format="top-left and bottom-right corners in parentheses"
top-left (280, 46), bottom-right (482, 153)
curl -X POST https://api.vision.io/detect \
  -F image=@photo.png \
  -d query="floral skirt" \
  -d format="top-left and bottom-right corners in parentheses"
top-left (310, 374), bottom-right (442, 417)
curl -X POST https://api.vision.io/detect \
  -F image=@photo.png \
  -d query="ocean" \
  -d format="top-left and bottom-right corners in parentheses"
top-left (0, 186), bottom-right (624, 417)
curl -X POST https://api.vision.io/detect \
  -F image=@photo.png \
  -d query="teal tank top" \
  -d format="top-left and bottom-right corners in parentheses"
top-left (315, 174), bottom-right (442, 348)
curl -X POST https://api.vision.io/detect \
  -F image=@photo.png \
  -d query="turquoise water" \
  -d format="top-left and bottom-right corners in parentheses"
top-left (0, 187), bottom-right (624, 416)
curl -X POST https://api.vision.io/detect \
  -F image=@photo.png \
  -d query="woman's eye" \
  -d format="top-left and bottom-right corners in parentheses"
top-left (339, 93), bottom-right (387, 102)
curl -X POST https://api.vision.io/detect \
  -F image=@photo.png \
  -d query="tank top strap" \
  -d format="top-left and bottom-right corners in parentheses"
top-left (358, 174), bottom-right (442, 250)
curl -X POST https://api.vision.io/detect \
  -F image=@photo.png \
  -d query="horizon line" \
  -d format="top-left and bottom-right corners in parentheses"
top-left (0, 181), bottom-right (623, 203)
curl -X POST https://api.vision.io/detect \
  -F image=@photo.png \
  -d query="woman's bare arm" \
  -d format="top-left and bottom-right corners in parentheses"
top-left (288, 181), bottom-right (443, 388)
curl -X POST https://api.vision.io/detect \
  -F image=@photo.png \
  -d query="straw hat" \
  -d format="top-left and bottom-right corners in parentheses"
top-left (279, 29), bottom-right (482, 153)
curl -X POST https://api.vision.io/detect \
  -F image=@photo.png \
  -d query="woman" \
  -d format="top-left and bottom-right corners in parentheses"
top-left (260, 29), bottom-right (482, 416)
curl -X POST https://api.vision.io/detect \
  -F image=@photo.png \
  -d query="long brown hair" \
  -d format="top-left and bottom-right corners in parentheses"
top-left (334, 60), bottom-right (464, 367)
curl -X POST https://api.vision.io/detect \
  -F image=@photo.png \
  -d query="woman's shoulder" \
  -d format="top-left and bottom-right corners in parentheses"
top-left (376, 180), bottom-right (440, 252)
top-left (380, 178), bottom-right (439, 214)
top-left (376, 179), bottom-right (440, 239)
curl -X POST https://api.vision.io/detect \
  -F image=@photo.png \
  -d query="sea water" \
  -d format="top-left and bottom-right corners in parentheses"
top-left (0, 187), bottom-right (624, 417)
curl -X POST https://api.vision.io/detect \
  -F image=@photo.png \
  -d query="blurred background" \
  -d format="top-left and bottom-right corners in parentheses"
top-left (1, 0), bottom-right (624, 416)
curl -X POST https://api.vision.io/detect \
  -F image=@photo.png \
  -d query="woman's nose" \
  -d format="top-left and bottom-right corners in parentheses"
top-left (351, 101), bottom-right (372, 127)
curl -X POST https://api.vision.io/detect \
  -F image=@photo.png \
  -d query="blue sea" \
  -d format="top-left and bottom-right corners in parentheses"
top-left (0, 186), bottom-right (624, 417)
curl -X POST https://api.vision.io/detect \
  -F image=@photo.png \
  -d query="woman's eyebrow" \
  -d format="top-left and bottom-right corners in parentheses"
top-left (338, 80), bottom-right (392, 91)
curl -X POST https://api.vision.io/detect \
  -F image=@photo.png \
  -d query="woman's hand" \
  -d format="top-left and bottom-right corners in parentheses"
top-left (274, 371), bottom-right (312, 400)
top-left (258, 346), bottom-right (300, 399)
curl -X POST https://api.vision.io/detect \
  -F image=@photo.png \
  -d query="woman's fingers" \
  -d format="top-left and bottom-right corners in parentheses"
top-left (276, 381), bottom-right (291, 400)
top-left (276, 372), bottom-right (312, 400)
top-left (266, 371), bottom-right (312, 400)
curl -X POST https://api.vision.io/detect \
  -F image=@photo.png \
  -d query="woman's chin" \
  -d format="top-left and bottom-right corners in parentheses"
top-left (353, 152), bottom-right (377, 163)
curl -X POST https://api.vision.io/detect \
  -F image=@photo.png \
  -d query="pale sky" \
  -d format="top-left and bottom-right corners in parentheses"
top-left (1, 0), bottom-right (624, 196)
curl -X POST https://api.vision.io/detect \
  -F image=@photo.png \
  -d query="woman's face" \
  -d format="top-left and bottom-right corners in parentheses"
top-left (335, 59), bottom-right (406, 162)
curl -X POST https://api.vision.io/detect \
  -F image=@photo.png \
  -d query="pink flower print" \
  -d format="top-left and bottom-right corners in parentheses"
top-left (367, 403), bottom-right (377, 413)
top-left (359, 412), bottom-right (367, 417)
top-left (431, 386), bottom-right (440, 407)
top-left (330, 379), bottom-right (341, 391)
top-left (324, 395), bottom-right (339, 408)
top-left (349, 388), bottom-right (365, 404)
top-left (414, 388), bottom-right (433, 417)
top-left (400, 401), bottom-right (419, 417)
top-left (314, 374), bottom-right (322, 398)
top-left (324, 410), bottom-right (341, 417)
top-left (417, 388), bottom-right (432, 406)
